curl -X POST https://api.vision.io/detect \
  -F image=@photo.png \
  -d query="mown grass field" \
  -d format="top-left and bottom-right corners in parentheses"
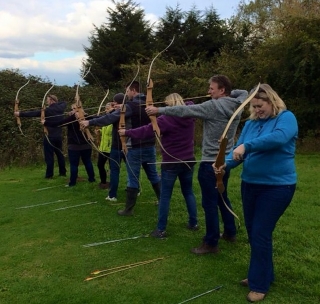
top-left (0, 154), bottom-right (319, 304)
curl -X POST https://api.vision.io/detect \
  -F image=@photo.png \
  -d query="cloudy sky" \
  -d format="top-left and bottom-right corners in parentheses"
top-left (0, 0), bottom-right (241, 86)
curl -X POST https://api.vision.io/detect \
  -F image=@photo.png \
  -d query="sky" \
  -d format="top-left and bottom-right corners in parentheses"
top-left (0, 0), bottom-right (241, 86)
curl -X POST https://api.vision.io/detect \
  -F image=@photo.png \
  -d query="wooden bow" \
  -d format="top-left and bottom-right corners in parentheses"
top-left (41, 83), bottom-right (55, 137)
top-left (215, 83), bottom-right (261, 194)
top-left (214, 83), bottom-right (260, 227)
top-left (95, 89), bottom-right (110, 148)
top-left (146, 36), bottom-right (175, 139)
top-left (14, 79), bottom-right (30, 135)
top-left (119, 65), bottom-right (140, 155)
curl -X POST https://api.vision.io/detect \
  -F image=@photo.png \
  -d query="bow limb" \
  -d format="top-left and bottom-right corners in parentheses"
top-left (146, 36), bottom-right (175, 139)
top-left (118, 65), bottom-right (140, 155)
top-left (119, 104), bottom-right (128, 154)
top-left (215, 82), bottom-right (261, 193)
top-left (14, 79), bottom-right (30, 135)
top-left (41, 83), bottom-right (55, 136)
top-left (95, 89), bottom-right (110, 148)
top-left (146, 79), bottom-right (160, 138)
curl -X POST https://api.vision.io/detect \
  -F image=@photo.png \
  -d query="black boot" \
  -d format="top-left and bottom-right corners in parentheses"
top-left (117, 187), bottom-right (139, 216)
top-left (152, 182), bottom-right (161, 206)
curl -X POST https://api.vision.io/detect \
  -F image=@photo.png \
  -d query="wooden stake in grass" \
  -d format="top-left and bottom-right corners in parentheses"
top-left (176, 285), bottom-right (223, 304)
top-left (85, 257), bottom-right (164, 281)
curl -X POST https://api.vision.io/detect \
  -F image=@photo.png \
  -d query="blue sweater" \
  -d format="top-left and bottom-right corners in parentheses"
top-left (226, 110), bottom-right (298, 185)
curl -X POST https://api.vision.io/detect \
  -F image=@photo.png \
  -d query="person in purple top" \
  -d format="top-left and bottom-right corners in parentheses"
top-left (119, 93), bottom-right (198, 238)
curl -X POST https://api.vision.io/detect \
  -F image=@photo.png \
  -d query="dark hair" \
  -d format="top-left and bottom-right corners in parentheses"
top-left (208, 75), bottom-right (232, 95)
top-left (125, 80), bottom-right (140, 93)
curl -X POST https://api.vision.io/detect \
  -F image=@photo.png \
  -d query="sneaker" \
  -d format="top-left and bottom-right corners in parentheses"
top-left (150, 229), bottom-right (167, 239)
top-left (105, 196), bottom-right (117, 202)
top-left (187, 224), bottom-right (199, 231)
top-left (240, 278), bottom-right (249, 287)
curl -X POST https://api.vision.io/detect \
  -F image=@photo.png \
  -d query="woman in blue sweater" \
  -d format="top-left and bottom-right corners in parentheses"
top-left (119, 93), bottom-right (198, 238)
top-left (215, 84), bottom-right (298, 302)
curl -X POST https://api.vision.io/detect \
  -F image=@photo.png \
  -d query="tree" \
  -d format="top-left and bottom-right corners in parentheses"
top-left (83, 0), bottom-right (154, 87)
top-left (155, 5), bottom-right (237, 63)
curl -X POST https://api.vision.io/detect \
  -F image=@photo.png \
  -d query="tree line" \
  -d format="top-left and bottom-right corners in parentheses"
top-left (1, 0), bottom-right (319, 168)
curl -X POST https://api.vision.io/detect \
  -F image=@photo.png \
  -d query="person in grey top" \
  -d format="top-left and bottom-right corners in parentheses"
top-left (146, 75), bottom-right (248, 254)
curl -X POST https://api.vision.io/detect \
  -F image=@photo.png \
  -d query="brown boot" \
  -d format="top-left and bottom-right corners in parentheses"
top-left (117, 187), bottom-right (139, 216)
top-left (246, 291), bottom-right (266, 302)
top-left (191, 242), bottom-right (219, 254)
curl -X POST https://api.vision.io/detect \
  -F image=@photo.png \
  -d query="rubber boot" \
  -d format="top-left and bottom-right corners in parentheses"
top-left (152, 182), bottom-right (161, 206)
top-left (117, 187), bottom-right (139, 216)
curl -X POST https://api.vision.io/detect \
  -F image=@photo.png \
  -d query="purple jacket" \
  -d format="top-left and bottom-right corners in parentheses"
top-left (125, 102), bottom-right (195, 163)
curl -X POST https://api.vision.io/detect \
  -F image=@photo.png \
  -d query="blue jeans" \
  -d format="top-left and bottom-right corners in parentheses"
top-left (68, 149), bottom-right (95, 186)
top-left (108, 148), bottom-right (126, 198)
top-left (198, 162), bottom-right (236, 247)
top-left (43, 137), bottom-right (66, 178)
top-left (241, 181), bottom-right (296, 293)
top-left (126, 146), bottom-right (160, 189)
top-left (157, 164), bottom-right (197, 231)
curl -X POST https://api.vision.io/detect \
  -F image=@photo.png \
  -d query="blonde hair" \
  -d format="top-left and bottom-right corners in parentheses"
top-left (164, 93), bottom-right (185, 106)
top-left (249, 83), bottom-right (287, 120)
top-left (48, 95), bottom-right (58, 103)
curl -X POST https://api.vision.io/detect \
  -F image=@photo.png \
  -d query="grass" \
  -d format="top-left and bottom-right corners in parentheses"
top-left (0, 154), bottom-right (319, 304)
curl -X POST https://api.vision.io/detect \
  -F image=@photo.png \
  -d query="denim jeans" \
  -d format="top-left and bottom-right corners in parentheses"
top-left (126, 146), bottom-right (160, 189)
top-left (43, 137), bottom-right (66, 178)
top-left (68, 148), bottom-right (95, 186)
top-left (198, 162), bottom-right (236, 247)
top-left (157, 164), bottom-right (197, 231)
top-left (108, 148), bottom-right (126, 198)
top-left (241, 181), bottom-right (296, 293)
top-left (97, 152), bottom-right (110, 184)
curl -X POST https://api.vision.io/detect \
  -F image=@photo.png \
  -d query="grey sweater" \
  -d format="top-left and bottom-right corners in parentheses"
top-left (158, 90), bottom-right (248, 161)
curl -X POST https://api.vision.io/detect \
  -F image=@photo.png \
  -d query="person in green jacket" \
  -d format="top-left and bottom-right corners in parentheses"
top-left (96, 103), bottom-right (113, 189)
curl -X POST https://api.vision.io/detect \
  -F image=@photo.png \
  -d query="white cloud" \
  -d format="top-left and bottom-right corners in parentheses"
top-left (0, 0), bottom-right (240, 86)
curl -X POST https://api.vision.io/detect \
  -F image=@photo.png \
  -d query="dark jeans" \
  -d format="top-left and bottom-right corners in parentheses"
top-left (97, 152), bottom-right (110, 184)
top-left (157, 164), bottom-right (197, 231)
top-left (126, 146), bottom-right (160, 189)
top-left (241, 181), bottom-right (296, 293)
top-left (198, 162), bottom-right (236, 247)
top-left (108, 148), bottom-right (126, 198)
top-left (43, 137), bottom-right (66, 178)
top-left (68, 148), bottom-right (95, 186)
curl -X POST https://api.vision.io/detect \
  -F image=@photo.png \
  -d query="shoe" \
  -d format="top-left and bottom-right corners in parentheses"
top-left (150, 229), bottom-right (167, 239)
top-left (246, 291), bottom-right (266, 302)
top-left (45, 176), bottom-right (53, 179)
top-left (99, 182), bottom-right (109, 189)
top-left (117, 209), bottom-right (133, 216)
top-left (220, 233), bottom-right (236, 243)
top-left (191, 242), bottom-right (219, 254)
top-left (105, 196), bottom-right (117, 202)
top-left (240, 278), bottom-right (249, 287)
top-left (187, 224), bottom-right (199, 231)
top-left (59, 173), bottom-right (66, 177)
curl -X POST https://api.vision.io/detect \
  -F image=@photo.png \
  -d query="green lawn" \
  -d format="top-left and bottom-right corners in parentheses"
top-left (0, 154), bottom-right (319, 303)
